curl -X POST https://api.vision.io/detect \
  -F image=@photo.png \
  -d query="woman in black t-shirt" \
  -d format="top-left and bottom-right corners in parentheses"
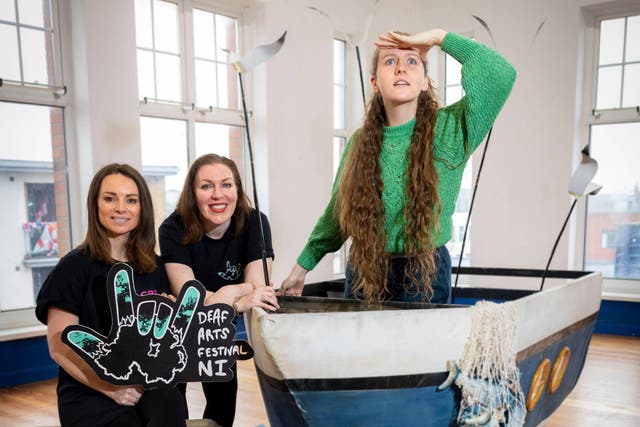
top-left (36, 164), bottom-right (186, 427)
top-left (159, 153), bottom-right (279, 427)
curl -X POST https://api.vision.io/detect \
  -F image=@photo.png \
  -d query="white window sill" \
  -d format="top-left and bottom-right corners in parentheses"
top-left (602, 278), bottom-right (640, 302)
top-left (602, 291), bottom-right (640, 303)
top-left (0, 324), bottom-right (47, 342)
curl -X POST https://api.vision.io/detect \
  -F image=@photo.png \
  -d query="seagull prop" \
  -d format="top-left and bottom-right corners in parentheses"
top-left (540, 147), bottom-right (602, 290)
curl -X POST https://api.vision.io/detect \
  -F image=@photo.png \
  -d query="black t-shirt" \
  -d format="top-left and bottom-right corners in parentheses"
top-left (35, 248), bottom-right (170, 426)
top-left (159, 209), bottom-right (274, 291)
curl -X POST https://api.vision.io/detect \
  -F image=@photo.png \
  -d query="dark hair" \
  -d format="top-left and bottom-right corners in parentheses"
top-left (176, 153), bottom-right (252, 244)
top-left (80, 163), bottom-right (157, 273)
top-left (335, 40), bottom-right (441, 303)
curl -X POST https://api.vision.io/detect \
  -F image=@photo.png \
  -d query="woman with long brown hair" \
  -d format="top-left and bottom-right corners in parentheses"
top-left (36, 163), bottom-right (186, 426)
top-left (159, 153), bottom-right (278, 427)
top-left (279, 29), bottom-right (516, 303)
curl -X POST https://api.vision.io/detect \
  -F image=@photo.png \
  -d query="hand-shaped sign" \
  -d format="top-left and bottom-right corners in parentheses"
top-left (62, 263), bottom-right (253, 388)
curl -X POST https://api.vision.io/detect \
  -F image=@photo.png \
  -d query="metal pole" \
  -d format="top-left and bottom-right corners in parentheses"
top-left (355, 45), bottom-right (366, 108)
top-left (452, 127), bottom-right (493, 303)
top-left (540, 198), bottom-right (577, 291)
top-left (238, 73), bottom-right (270, 287)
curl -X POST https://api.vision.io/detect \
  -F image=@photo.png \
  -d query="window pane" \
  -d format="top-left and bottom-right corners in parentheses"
top-left (447, 161), bottom-right (472, 267)
top-left (193, 9), bottom-right (215, 60)
top-left (332, 136), bottom-right (346, 178)
top-left (137, 49), bottom-right (155, 99)
top-left (155, 52), bottom-right (182, 102)
top-left (626, 15), bottom-right (640, 62)
top-left (333, 39), bottom-right (346, 85)
top-left (20, 27), bottom-right (50, 85)
top-left (134, 0), bottom-right (153, 49)
top-left (446, 85), bottom-right (463, 105)
top-left (599, 17), bottom-right (625, 65)
top-left (153, 0), bottom-right (179, 54)
top-left (195, 123), bottom-right (231, 158)
top-left (0, 101), bottom-right (70, 311)
top-left (1, 103), bottom-right (52, 160)
top-left (17, 0), bottom-right (49, 28)
top-left (0, 24), bottom-right (21, 81)
top-left (217, 63), bottom-right (229, 108)
top-left (195, 59), bottom-right (217, 107)
top-left (0, 1), bottom-right (15, 21)
top-left (596, 65), bottom-right (622, 109)
top-left (217, 63), bottom-right (238, 109)
top-left (194, 123), bottom-right (244, 176)
top-left (140, 117), bottom-right (188, 221)
top-left (332, 136), bottom-right (347, 275)
top-left (333, 85), bottom-right (345, 129)
top-left (215, 14), bottom-right (237, 62)
top-left (585, 122), bottom-right (640, 279)
top-left (446, 55), bottom-right (462, 85)
top-left (622, 63), bottom-right (640, 108)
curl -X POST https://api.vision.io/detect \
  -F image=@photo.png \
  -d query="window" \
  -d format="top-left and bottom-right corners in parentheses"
top-left (584, 122), bottom-right (640, 279)
top-left (0, 102), bottom-right (70, 313)
top-left (443, 51), bottom-right (472, 267)
top-left (0, 0), bottom-right (60, 87)
top-left (192, 8), bottom-right (239, 109)
top-left (332, 38), bottom-right (348, 275)
top-left (595, 15), bottom-right (640, 110)
top-left (140, 117), bottom-right (188, 221)
top-left (135, 0), bottom-right (182, 103)
top-left (581, 9), bottom-right (640, 295)
top-left (333, 39), bottom-right (347, 130)
top-left (0, 0), bottom-right (70, 324)
top-left (194, 122), bottom-right (244, 172)
top-left (444, 52), bottom-right (464, 105)
top-left (135, 1), bottom-right (246, 222)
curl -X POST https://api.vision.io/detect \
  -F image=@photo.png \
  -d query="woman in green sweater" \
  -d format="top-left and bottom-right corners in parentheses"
top-left (279, 29), bottom-right (516, 303)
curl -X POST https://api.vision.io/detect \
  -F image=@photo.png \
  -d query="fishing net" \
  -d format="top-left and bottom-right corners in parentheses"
top-left (455, 300), bottom-right (526, 426)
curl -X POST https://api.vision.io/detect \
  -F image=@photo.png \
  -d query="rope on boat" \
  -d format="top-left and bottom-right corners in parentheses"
top-left (455, 300), bottom-right (526, 426)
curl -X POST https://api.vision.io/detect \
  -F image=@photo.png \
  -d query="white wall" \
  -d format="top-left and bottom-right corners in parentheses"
top-left (64, 0), bottom-right (142, 245)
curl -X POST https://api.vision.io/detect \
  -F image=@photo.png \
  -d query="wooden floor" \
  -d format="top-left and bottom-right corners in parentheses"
top-left (0, 334), bottom-right (638, 426)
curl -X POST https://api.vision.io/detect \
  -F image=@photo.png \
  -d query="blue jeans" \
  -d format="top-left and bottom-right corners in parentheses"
top-left (344, 246), bottom-right (452, 304)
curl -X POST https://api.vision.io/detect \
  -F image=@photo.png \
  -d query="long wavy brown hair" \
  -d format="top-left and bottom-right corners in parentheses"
top-left (81, 163), bottom-right (157, 273)
top-left (336, 45), bottom-right (441, 302)
top-left (176, 153), bottom-right (252, 244)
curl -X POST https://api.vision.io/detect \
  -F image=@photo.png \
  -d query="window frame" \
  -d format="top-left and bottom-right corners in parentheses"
top-left (0, 0), bottom-right (71, 336)
top-left (574, 4), bottom-right (640, 301)
top-left (138, 0), bottom-right (245, 168)
top-left (332, 36), bottom-right (349, 277)
top-left (0, 0), bottom-right (64, 90)
top-left (438, 32), bottom-right (474, 268)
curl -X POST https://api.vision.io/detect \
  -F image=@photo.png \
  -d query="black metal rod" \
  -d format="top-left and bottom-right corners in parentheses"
top-left (540, 198), bottom-right (577, 291)
top-left (452, 126), bottom-right (493, 302)
top-left (355, 45), bottom-right (366, 109)
top-left (238, 73), bottom-right (270, 287)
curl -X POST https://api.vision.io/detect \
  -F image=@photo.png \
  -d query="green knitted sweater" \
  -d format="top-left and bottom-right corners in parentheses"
top-left (298, 32), bottom-right (516, 271)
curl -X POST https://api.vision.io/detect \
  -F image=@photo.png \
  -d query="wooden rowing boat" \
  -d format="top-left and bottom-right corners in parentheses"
top-left (245, 267), bottom-right (601, 426)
